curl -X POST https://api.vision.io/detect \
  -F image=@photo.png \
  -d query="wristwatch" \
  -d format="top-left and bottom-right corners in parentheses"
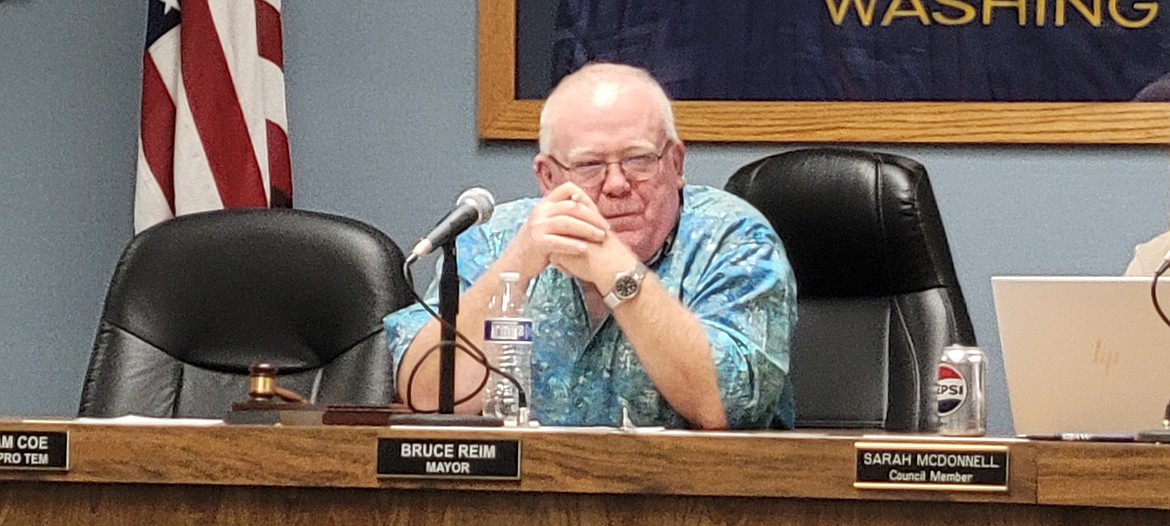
top-left (603, 262), bottom-right (649, 309)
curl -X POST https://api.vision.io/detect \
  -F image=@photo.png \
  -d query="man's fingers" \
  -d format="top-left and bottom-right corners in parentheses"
top-left (541, 234), bottom-right (590, 256)
top-left (547, 181), bottom-right (589, 202)
top-left (534, 214), bottom-right (607, 243)
top-left (545, 199), bottom-right (609, 234)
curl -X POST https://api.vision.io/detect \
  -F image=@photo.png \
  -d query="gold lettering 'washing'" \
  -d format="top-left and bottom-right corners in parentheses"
top-left (824, 0), bottom-right (1157, 28)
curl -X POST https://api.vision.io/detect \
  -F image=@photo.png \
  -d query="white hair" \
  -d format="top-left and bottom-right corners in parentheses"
top-left (538, 63), bottom-right (679, 154)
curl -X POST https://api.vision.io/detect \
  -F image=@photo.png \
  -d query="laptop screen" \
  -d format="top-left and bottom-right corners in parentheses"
top-left (993, 276), bottom-right (1170, 435)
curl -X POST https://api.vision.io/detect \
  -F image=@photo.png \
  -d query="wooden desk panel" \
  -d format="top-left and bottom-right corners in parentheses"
top-left (0, 423), bottom-right (1168, 525)
top-left (2, 484), bottom-right (1169, 526)
top-left (19, 424), bottom-right (380, 488)
top-left (1035, 441), bottom-right (1170, 509)
top-left (386, 430), bottom-right (1037, 505)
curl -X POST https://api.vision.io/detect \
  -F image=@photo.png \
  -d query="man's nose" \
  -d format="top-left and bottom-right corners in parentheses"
top-left (600, 162), bottom-right (631, 194)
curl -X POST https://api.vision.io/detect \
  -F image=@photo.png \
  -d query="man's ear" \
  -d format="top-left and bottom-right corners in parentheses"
top-left (670, 142), bottom-right (687, 189)
top-left (534, 155), bottom-right (557, 195)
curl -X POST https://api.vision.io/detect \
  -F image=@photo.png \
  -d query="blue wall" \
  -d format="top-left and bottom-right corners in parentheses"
top-left (0, 1), bottom-right (1166, 435)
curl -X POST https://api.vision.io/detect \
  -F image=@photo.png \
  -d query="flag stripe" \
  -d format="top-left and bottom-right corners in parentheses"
top-left (261, 59), bottom-right (289, 129)
top-left (255, 0), bottom-right (283, 69)
top-left (136, 140), bottom-right (175, 232)
top-left (266, 120), bottom-right (292, 207)
top-left (179, 0), bottom-right (268, 208)
top-left (140, 54), bottom-right (177, 213)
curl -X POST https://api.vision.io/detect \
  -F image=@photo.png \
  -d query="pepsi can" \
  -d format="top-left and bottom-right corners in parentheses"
top-left (936, 345), bottom-right (987, 436)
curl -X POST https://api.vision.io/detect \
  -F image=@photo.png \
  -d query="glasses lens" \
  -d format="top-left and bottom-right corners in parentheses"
top-left (571, 161), bottom-right (606, 185)
top-left (623, 153), bottom-right (662, 181)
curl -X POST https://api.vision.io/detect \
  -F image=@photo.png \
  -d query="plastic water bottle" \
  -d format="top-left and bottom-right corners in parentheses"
top-left (481, 272), bottom-right (533, 422)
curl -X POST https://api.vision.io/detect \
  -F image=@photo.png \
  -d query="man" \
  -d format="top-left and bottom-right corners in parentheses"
top-left (384, 63), bottom-right (796, 429)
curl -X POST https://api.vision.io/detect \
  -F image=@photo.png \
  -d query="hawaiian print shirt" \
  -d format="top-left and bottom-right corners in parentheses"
top-left (384, 185), bottom-right (796, 429)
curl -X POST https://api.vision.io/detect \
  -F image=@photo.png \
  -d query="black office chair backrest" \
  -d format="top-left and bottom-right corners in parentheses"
top-left (726, 148), bottom-right (975, 431)
top-left (78, 208), bottom-right (412, 418)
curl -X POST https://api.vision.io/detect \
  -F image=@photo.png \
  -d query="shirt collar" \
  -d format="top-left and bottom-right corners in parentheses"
top-left (644, 189), bottom-right (683, 268)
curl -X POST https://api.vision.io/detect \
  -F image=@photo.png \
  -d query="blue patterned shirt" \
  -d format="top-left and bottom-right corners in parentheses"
top-left (384, 185), bottom-right (796, 429)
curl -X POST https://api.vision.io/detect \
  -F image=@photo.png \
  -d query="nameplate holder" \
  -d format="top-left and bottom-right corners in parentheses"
top-left (0, 431), bottom-right (69, 471)
top-left (854, 441), bottom-right (1009, 492)
top-left (377, 438), bottom-right (520, 480)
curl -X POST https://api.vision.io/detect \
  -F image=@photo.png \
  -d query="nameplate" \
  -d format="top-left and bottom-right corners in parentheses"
top-left (377, 438), bottom-right (520, 480)
top-left (0, 431), bottom-right (69, 471)
top-left (854, 442), bottom-right (1009, 492)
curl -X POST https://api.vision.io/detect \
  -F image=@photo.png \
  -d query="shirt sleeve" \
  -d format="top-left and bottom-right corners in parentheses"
top-left (1126, 230), bottom-right (1170, 277)
top-left (686, 217), bottom-right (797, 429)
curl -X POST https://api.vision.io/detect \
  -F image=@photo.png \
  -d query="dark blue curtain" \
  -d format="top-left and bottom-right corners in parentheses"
top-left (551, 0), bottom-right (1170, 102)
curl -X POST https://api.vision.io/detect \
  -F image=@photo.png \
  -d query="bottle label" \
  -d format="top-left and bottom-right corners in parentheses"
top-left (483, 318), bottom-right (533, 343)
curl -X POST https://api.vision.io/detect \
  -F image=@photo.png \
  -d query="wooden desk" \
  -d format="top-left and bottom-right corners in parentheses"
top-left (0, 422), bottom-right (1168, 525)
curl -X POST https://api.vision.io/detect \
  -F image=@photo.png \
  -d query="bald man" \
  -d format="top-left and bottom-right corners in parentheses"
top-left (384, 63), bottom-right (796, 429)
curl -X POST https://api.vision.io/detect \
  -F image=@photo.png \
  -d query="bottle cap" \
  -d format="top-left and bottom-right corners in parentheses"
top-left (500, 271), bottom-right (520, 282)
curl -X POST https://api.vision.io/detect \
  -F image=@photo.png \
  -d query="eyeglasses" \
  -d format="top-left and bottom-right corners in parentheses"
top-left (546, 144), bottom-right (670, 188)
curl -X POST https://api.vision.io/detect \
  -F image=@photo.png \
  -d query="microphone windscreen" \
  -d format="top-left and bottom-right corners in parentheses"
top-left (457, 187), bottom-right (495, 224)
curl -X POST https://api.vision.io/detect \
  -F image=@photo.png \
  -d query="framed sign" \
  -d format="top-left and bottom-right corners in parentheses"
top-left (478, 0), bottom-right (1170, 144)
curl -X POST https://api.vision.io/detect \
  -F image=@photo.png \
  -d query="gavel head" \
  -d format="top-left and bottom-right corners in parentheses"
top-left (248, 361), bottom-right (278, 401)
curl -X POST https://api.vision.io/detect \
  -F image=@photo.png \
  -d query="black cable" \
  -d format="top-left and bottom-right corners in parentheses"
top-left (1151, 260), bottom-right (1170, 428)
top-left (401, 260), bottom-right (529, 414)
top-left (1154, 260), bottom-right (1170, 329)
top-left (405, 341), bottom-right (490, 413)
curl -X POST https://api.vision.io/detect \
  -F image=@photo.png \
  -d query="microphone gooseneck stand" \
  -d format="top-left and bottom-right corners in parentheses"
top-left (391, 239), bottom-right (503, 427)
top-left (438, 240), bottom-right (459, 414)
top-left (391, 187), bottom-right (531, 426)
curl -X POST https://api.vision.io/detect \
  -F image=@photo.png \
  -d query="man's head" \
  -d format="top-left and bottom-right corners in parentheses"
top-left (534, 63), bottom-right (686, 263)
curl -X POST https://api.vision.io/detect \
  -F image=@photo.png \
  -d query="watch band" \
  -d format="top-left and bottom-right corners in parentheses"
top-left (603, 262), bottom-right (649, 309)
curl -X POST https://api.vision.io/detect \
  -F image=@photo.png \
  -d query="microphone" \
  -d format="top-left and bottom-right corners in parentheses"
top-left (407, 187), bottom-right (495, 264)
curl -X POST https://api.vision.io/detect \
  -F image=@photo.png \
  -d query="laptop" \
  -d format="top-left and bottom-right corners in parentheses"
top-left (992, 276), bottom-right (1170, 435)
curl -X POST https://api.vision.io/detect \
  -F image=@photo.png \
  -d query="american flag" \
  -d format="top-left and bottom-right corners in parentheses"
top-left (134, 0), bottom-right (292, 233)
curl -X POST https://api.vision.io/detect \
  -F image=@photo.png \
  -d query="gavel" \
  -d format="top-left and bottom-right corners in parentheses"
top-left (245, 362), bottom-right (307, 405)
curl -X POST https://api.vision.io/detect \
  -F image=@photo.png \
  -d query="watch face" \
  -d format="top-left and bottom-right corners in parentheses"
top-left (614, 275), bottom-right (639, 298)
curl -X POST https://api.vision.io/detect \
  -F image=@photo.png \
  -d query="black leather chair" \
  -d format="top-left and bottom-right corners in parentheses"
top-left (78, 208), bottom-right (412, 418)
top-left (726, 148), bottom-right (976, 431)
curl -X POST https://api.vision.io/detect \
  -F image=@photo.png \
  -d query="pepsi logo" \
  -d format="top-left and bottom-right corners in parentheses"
top-left (937, 364), bottom-right (967, 416)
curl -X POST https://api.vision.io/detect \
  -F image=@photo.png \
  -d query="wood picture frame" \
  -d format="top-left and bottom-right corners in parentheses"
top-left (477, 0), bottom-right (1170, 145)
